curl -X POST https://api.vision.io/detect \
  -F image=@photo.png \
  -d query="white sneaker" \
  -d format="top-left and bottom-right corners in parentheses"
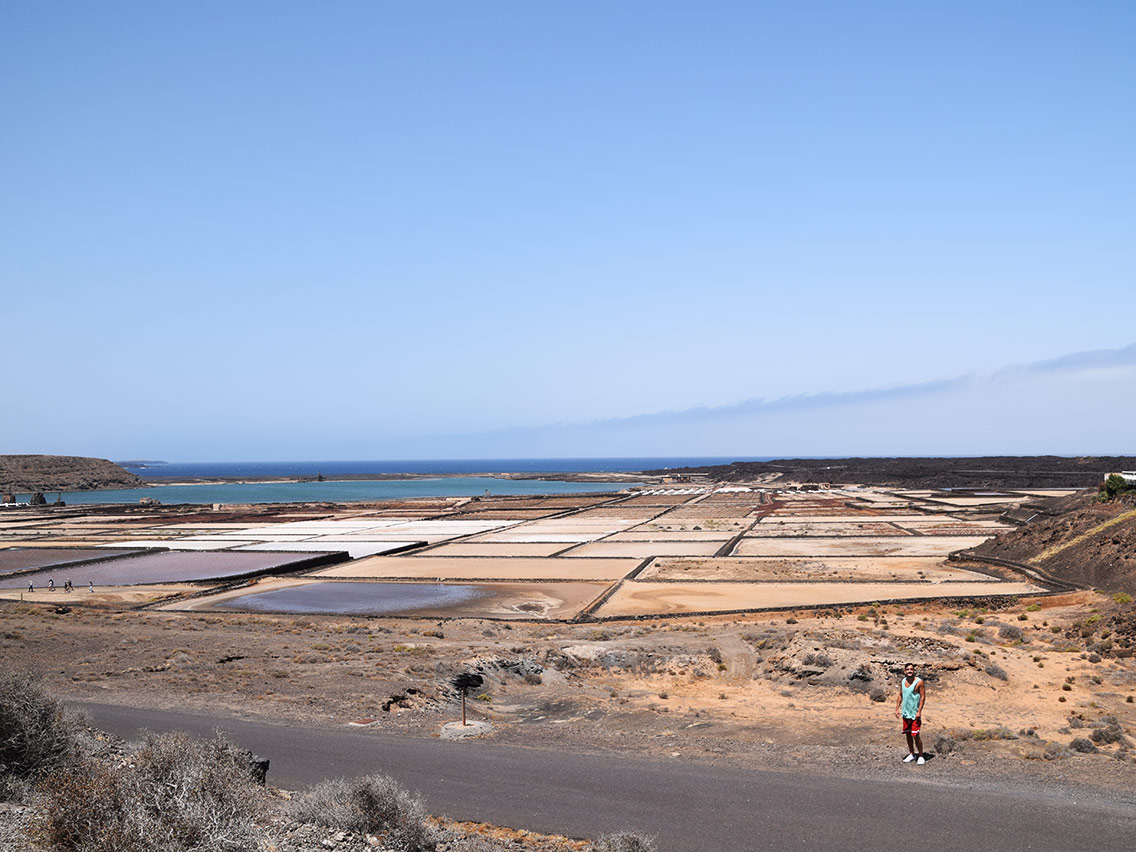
top-left (917, 756), bottom-right (925, 765)
top-left (903, 754), bottom-right (916, 763)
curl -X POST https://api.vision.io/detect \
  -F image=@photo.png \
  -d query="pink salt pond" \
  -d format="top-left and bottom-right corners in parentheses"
top-left (0, 550), bottom-right (343, 588)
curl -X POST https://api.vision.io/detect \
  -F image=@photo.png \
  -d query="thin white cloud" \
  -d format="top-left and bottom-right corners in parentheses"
top-left (415, 342), bottom-right (1136, 456)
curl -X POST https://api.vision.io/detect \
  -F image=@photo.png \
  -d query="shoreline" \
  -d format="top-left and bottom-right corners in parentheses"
top-left (138, 470), bottom-right (651, 487)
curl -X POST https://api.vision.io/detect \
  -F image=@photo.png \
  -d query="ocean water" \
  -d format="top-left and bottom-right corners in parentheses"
top-left (6, 457), bottom-right (764, 506)
top-left (13, 477), bottom-right (639, 506)
top-left (121, 457), bottom-right (761, 479)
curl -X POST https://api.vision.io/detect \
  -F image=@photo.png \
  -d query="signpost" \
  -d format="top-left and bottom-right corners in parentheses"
top-left (451, 672), bottom-right (484, 726)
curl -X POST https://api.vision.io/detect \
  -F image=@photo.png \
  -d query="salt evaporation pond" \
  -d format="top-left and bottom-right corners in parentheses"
top-left (0, 547), bottom-right (144, 577)
top-left (0, 550), bottom-right (337, 588)
top-left (214, 581), bottom-right (485, 615)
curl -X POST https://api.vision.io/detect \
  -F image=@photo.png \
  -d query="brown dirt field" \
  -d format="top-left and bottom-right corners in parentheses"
top-left (594, 580), bottom-right (1044, 616)
top-left (757, 514), bottom-right (939, 523)
top-left (4, 591), bottom-right (1134, 795)
top-left (560, 541), bottom-right (722, 558)
top-left (639, 556), bottom-right (990, 582)
top-left (743, 523), bottom-right (913, 537)
top-left (633, 519), bottom-right (751, 532)
top-left (733, 536), bottom-right (992, 557)
top-left (603, 530), bottom-right (737, 542)
top-left (424, 542), bottom-right (572, 557)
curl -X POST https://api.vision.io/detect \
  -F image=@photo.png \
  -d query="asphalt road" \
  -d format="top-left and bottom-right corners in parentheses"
top-left (75, 702), bottom-right (1136, 852)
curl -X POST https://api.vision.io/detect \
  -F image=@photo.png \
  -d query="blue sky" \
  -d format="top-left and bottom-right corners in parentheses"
top-left (3, 2), bottom-right (1134, 461)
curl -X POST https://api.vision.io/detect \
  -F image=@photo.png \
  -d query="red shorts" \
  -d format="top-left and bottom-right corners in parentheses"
top-left (902, 716), bottom-right (921, 736)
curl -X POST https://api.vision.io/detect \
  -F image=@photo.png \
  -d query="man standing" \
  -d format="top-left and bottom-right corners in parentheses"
top-left (895, 662), bottom-right (926, 764)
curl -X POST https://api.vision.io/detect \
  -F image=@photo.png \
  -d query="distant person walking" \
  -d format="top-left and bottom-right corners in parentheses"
top-left (895, 662), bottom-right (926, 764)
top-left (28, 581), bottom-right (33, 593)
top-left (88, 581), bottom-right (94, 593)
top-left (48, 578), bottom-right (54, 592)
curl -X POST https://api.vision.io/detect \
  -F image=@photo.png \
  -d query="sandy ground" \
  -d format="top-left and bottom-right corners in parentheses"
top-left (603, 530), bottom-right (737, 542)
top-left (425, 542), bottom-right (573, 557)
top-left (3, 591), bottom-right (1135, 799)
top-left (561, 541), bottom-right (723, 558)
top-left (640, 556), bottom-right (996, 582)
top-left (594, 580), bottom-right (1045, 616)
top-left (733, 536), bottom-right (991, 557)
top-left (3, 484), bottom-right (1135, 799)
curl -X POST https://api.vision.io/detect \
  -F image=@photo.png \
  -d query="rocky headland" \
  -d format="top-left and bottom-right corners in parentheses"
top-left (0, 455), bottom-right (143, 494)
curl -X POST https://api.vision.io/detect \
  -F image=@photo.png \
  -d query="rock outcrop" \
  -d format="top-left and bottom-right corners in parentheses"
top-left (653, 456), bottom-right (1136, 489)
top-left (0, 455), bottom-right (144, 493)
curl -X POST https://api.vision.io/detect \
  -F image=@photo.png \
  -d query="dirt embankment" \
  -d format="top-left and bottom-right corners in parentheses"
top-left (965, 492), bottom-right (1136, 595)
top-left (653, 456), bottom-right (1136, 489)
top-left (0, 455), bottom-right (143, 493)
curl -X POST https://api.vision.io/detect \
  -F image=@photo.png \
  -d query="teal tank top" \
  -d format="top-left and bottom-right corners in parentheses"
top-left (901, 677), bottom-right (922, 717)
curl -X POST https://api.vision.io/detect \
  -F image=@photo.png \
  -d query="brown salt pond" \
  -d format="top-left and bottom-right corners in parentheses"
top-left (315, 555), bottom-right (638, 581)
top-left (0, 547), bottom-right (146, 577)
top-left (197, 580), bottom-right (608, 619)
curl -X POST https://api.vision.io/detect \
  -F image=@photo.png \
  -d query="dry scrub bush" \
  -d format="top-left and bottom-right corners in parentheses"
top-left (590, 831), bottom-right (658, 852)
top-left (0, 670), bottom-right (88, 801)
top-left (33, 731), bottom-right (265, 852)
top-left (289, 774), bottom-right (434, 852)
top-left (1089, 719), bottom-right (1130, 746)
top-left (933, 733), bottom-right (959, 755)
top-left (997, 624), bottom-right (1024, 641)
top-left (984, 663), bottom-right (1009, 681)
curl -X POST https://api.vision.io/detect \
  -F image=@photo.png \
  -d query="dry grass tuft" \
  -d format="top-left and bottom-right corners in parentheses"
top-left (0, 669), bottom-right (89, 801)
top-left (590, 831), bottom-right (658, 852)
top-left (289, 773), bottom-right (435, 851)
top-left (32, 731), bottom-right (265, 852)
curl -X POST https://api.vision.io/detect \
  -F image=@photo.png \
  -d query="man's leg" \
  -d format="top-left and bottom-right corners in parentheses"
top-left (904, 731), bottom-right (916, 760)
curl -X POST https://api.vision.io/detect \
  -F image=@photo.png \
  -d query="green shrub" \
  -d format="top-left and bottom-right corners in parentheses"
top-left (1113, 593), bottom-right (1132, 605)
top-left (290, 774), bottom-right (433, 852)
top-left (1103, 474), bottom-right (1132, 499)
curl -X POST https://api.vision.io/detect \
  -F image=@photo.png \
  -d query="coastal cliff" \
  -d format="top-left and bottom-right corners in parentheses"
top-left (0, 455), bottom-right (144, 493)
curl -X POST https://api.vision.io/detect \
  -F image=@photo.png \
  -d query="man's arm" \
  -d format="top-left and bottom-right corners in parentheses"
top-left (916, 679), bottom-right (926, 716)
